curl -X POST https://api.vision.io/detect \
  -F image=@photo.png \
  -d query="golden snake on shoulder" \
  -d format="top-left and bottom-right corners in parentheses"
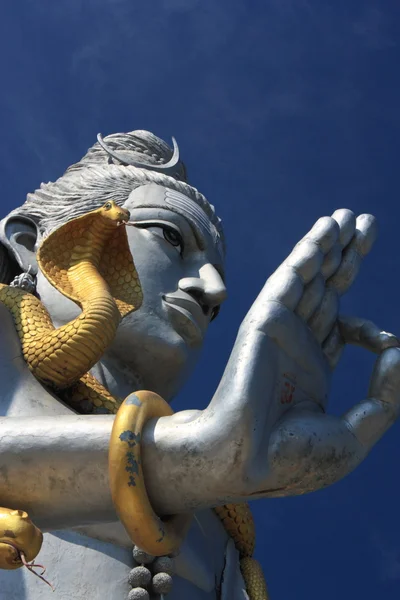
top-left (0, 201), bottom-right (268, 599)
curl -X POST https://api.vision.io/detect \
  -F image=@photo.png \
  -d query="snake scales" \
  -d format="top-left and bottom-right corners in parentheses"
top-left (0, 201), bottom-right (268, 599)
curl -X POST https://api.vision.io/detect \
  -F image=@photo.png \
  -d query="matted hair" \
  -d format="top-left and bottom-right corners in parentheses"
top-left (8, 130), bottom-right (224, 244)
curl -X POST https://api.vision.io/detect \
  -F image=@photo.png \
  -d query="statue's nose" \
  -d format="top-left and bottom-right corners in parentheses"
top-left (179, 264), bottom-right (227, 316)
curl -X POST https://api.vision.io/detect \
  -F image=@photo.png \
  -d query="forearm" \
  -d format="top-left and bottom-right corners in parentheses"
top-left (0, 411), bottom-right (245, 530)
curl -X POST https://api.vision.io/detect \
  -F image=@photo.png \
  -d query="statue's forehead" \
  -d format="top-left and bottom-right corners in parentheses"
top-left (124, 184), bottom-right (224, 260)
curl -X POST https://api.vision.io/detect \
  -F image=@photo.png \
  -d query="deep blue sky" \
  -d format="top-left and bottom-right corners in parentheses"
top-left (1, 1), bottom-right (400, 598)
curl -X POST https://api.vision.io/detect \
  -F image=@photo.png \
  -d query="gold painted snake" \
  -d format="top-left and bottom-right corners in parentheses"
top-left (0, 201), bottom-right (268, 599)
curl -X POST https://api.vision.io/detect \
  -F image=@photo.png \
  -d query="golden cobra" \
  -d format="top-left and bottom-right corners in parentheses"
top-left (0, 201), bottom-right (268, 599)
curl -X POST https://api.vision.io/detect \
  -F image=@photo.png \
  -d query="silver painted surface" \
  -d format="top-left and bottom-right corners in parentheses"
top-left (0, 132), bottom-right (399, 597)
top-left (0, 523), bottom-right (247, 600)
top-left (0, 531), bottom-right (133, 600)
top-left (221, 539), bottom-right (249, 600)
top-left (0, 346), bottom-right (241, 598)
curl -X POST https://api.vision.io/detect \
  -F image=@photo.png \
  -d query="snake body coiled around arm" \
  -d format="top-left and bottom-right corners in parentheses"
top-left (0, 201), bottom-right (141, 412)
top-left (0, 201), bottom-right (268, 599)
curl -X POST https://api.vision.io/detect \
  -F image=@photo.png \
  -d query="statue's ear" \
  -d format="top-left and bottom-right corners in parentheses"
top-left (0, 214), bottom-right (39, 275)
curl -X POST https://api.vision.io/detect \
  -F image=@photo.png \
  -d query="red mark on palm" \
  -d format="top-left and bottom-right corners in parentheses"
top-left (280, 373), bottom-right (296, 404)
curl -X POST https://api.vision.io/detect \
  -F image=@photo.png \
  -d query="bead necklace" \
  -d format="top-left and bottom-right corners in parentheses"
top-left (127, 545), bottom-right (174, 599)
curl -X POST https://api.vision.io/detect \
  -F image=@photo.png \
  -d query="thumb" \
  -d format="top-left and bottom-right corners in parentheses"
top-left (338, 315), bottom-right (400, 354)
top-left (368, 347), bottom-right (400, 413)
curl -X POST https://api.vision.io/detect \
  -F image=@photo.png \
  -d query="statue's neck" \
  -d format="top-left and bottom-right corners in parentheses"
top-left (89, 352), bottom-right (144, 399)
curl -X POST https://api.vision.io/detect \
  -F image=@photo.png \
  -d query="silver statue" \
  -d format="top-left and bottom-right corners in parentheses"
top-left (0, 130), bottom-right (398, 599)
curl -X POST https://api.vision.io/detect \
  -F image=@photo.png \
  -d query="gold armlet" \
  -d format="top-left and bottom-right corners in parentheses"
top-left (109, 391), bottom-right (191, 556)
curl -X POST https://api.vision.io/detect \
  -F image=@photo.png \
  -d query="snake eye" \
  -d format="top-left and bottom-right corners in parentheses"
top-left (104, 202), bottom-right (112, 210)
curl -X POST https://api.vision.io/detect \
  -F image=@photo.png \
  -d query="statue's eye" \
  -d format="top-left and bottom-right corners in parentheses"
top-left (163, 227), bottom-right (183, 252)
top-left (104, 202), bottom-right (112, 210)
top-left (133, 222), bottom-right (185, 256)
top-left (158, 225), bottom-right (184, 256)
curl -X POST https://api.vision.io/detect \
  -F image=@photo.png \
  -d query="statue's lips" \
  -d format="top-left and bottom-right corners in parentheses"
top-left (162, 292), bottom-right (207, 343)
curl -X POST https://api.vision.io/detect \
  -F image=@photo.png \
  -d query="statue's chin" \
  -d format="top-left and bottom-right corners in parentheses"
top-left (110, 314), bottom-right (202, 401)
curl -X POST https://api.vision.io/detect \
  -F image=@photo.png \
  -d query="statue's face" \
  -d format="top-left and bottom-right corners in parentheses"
top-left (36, 184), bottom-right (227, 399)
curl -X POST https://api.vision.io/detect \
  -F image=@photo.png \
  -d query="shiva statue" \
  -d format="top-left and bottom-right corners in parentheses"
top-left (0, 130), bottom-right (399, 600)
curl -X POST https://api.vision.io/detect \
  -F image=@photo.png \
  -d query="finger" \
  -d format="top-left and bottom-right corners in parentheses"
top-left (352, 214), bottom-right (378, 256)
top-left (259, 265), bottom-right (304, 310)
top-left (307, 287), bottom-right (339, 344)
top-left (331, 209), bottom-right (356, 248)
top-left (284, 216), bottom-right (341, 283)
top-left (342, 347), bottom-right (400, 450)
top-left (284, 240), bottom-right (324, 284)
top-left (260, 217), bottom-right (340, 310)
top-left (327, 214), bottom-right (377, 296)
top-left (298, 216), bottom-right (340, 254)
top-left (321, 244), bottom-right (342, 280)
top-left (322, 323), bottom-right (345, 369)
top-left (368, 347), bottom-right (400, 406)
top-left (295, 274), bottom-right (325, 321)
top-left (338, 315), bottom-right (400, 354)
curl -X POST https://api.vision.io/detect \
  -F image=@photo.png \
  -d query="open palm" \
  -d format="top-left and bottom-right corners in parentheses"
top-left (207, 209), bottom-right (400, 498)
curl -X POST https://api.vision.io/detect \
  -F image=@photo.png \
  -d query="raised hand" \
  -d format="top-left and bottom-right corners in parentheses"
top-left (205, 209), bottom-right (400, 499)
top-left (211, 210), bottom-right (377, 416)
